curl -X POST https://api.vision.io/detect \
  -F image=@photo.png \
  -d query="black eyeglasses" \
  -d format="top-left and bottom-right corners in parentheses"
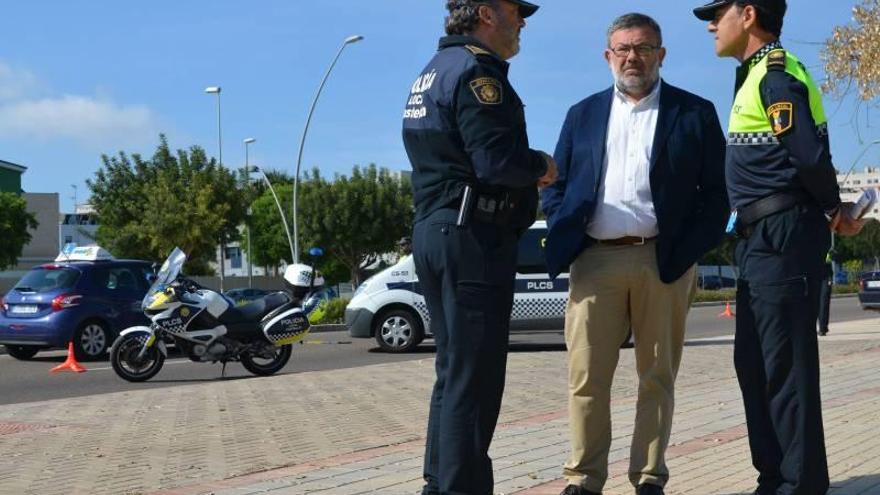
top-left (609, 44), bottom-right (661, 58)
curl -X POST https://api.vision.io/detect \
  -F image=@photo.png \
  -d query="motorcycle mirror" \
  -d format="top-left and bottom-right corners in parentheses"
top-left (308, 247), bottom-right (324, 258)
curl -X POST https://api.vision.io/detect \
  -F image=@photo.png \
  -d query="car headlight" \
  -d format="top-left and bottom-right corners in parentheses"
top-left (353, 280), bottom-right (370, 298)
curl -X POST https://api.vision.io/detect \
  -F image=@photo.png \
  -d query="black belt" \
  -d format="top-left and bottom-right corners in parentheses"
top-left (737, 191), bottom-right (808, 226)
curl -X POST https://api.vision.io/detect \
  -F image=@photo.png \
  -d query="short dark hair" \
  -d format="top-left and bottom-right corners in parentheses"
top-left (736, 1), bottom-right (786, 37)
top-left (445, 0), bottom-right (496, 35)
top-left (607, 13), bottom-right (663, 47)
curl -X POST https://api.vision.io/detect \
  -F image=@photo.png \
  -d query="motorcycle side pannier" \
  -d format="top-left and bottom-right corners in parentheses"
top-left (262, 308), bottom-right (311, 345)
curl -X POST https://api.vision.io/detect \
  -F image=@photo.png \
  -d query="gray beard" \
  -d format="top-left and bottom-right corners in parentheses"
top-left (613, 65), bottom-right (660, 98)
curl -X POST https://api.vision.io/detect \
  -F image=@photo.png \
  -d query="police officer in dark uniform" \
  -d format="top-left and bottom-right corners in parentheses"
top-left (402, 1), bottom-right (557, 493)
top-left (693, 1), bottom-right (865, 493)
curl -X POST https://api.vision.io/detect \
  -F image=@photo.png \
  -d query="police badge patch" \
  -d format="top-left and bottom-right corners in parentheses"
top-left (767, 102), bottom-right (793, 136)
top-left (469, 77), bottom-right (503, 105)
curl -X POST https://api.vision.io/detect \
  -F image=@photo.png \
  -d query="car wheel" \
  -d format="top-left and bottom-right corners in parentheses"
top-left (73, 321), bottom-right (111, 361)
top-left (374, 309), bottom-right (424, 353)
top-left (4, 345), bottom-right (40, 360)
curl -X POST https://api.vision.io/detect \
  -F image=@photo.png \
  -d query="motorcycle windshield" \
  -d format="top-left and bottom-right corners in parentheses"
top-left (144, 248), bottom-right (187, 306)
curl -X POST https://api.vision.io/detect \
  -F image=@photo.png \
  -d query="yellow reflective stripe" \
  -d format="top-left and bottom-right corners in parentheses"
top-left (728, 49), bottom-right (826, 133)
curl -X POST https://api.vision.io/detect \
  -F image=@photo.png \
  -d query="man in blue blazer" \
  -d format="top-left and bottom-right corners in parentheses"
top-left (541, 13), bottom-right (728, 495)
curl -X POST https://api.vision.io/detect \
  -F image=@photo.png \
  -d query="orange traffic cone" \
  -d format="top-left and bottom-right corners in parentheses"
top-left (50, 342), bottom-right (87, 373)
top-left (718, 301), bottom-right (736, 319)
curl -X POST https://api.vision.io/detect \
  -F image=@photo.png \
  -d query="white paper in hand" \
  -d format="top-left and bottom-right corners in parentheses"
top-left (849, 188), bottom-right (878, 220)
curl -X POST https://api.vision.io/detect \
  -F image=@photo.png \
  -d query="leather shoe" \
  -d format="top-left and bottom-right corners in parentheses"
top-left (560, 484), bottom-right (601, 495)
top-left (636, 483), bottom-right (664, 495)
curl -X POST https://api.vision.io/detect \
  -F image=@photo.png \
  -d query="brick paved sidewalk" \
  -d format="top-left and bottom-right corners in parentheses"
top-left (1, 319), bottom-right (879, 495)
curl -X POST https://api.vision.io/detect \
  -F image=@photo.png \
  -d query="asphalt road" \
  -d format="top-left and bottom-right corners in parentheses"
top-left (0, 297), bottom-right (874, 406)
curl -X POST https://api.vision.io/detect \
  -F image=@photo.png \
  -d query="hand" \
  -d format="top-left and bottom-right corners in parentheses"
top-left (537, 152), bottom-right (558, 188)
top-left (830, 202), bottom-right (868, 237)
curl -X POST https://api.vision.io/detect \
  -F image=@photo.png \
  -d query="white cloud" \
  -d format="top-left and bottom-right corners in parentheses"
top-left (0, 62), bottom-right (42, 101)
top-left (0, 60), bottom-right (159, 149)
top-left (0, 95), bottom-right (157, 148)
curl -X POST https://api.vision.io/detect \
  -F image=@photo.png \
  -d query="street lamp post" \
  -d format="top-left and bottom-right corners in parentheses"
top-left (205, 86), bottom-right (225, 291)
top-left (248, 166), bottom-right (296, 265)
top-left (244, 137), bottom-right (256, 288)
top-left (292, 34), bottom-right (364, 263)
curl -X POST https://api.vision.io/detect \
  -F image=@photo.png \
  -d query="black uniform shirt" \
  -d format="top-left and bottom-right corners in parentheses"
top-left (402, 35), bottom-right (547, 222)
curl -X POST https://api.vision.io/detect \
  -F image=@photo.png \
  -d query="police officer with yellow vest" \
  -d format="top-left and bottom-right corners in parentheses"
top-left (402, 1), bottom-right (557, 493)
top-left (693, 1), bottom-right (865, 493)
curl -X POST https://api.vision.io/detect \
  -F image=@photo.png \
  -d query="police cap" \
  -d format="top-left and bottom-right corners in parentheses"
top-left (692, 0), bottom-right (786, 21)
top-left (504, 0), bottom-right (540, 19)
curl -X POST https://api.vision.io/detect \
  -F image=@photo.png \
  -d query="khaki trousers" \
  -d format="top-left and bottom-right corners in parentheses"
top-left (562, 242), bottom-right (695, 491)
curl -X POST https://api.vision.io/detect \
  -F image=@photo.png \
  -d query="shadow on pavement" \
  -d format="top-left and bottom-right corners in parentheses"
top-left (715, 473), bottom-right (880, 495)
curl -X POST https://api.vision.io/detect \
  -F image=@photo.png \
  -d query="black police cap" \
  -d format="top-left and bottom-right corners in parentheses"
top-left (505, 0), bottom-right (540, 18)
top-left (693, 0), bottom-right (786, 21)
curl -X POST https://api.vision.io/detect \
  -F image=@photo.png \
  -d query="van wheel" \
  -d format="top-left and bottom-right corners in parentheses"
top-left (374, 309), bottom-right (423, 353)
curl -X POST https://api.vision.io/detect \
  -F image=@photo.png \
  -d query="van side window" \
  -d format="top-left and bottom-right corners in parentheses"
top-left (516, 228), bottom-right (568, 274)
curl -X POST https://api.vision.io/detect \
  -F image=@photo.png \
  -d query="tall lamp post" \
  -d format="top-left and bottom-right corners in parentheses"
top-left (205, 86), bottom-right (225, 291)
top-left (248, 166), bottom-right (296, 265)
top-left (244, 137), bottom-right (256, 288)
top-left (292, 34), bottom-right (364, 263)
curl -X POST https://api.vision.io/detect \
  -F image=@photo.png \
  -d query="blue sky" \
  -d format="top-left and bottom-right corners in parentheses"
top-left (0, 1), bottom-right (873, 212)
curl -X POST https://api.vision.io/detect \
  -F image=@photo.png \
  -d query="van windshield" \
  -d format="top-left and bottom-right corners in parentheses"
top-left (14, 266), bottom-right (81, 293)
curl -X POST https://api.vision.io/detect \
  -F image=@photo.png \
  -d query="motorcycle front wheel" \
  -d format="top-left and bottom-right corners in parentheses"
top-left (241, 344), bottom-right (292, 376)
top-left (110, 333), bottom-right (165, 382)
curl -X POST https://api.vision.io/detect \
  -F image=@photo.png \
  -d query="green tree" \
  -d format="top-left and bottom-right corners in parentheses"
top-left (835, 219), bottom-right (880, 266)
top-left (246, 165), bottom-right (413, 285)
top-left (300, 165), bottom-right (413, 285)
top-left (0, 193), bottom-right (38, 270)
top-left (87, 135), bottom-right (246, 274)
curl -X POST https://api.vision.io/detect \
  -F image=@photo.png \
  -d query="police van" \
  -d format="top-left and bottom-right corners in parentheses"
top-left (345, 221), bottom-right (570, 352)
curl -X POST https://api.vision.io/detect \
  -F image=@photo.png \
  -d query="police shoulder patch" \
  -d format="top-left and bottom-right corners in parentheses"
top-left (469, 77), bottom-right (503, 105)
top-left (767, 101), bottom-right (794, 136)
top-left (465, 44), bottom-right (492, 57)
top-left (766, 49), bottom-right (786, 71)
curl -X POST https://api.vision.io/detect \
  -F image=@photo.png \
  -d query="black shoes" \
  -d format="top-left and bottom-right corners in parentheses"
top-left (560, 484), bottom-right (601, 495)
top-left (636, 483), bottom-right (664, 495)
top-left (818, 329), bottom-right (829, 336)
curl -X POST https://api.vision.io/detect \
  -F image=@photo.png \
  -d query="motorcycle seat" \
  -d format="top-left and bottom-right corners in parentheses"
top-left (221, 291), bottom-right (290, 324)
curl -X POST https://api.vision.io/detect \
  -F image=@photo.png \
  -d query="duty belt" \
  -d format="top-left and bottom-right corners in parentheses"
top-left (456, 185), bottom-right (518, 227)
top-left (737, 191), bottom-right (808, 226)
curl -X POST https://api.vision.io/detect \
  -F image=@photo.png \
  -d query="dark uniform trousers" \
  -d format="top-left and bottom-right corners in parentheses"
top-left (414, 208), bottom-right (518, 495)
top-left (734, 204), bottom-right (830, 495)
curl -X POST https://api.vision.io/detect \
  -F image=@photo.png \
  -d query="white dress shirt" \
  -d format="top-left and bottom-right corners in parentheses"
top-left (587, 81), bottom-right (661, 240)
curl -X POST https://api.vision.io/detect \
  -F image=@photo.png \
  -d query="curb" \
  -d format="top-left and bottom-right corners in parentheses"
top-left (309, 323), bottom-right (346, 334)
top-left (692, 292), bottom-right (857, 307)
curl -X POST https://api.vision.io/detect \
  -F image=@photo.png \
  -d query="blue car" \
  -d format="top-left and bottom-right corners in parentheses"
top-left (0, 258), bottom-right (153, 360)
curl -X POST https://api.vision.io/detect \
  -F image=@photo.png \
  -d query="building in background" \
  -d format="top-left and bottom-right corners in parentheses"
top-left (0, 160), bottom-right (60, 289)
top-left (59, 203), bottom-right (98, 249)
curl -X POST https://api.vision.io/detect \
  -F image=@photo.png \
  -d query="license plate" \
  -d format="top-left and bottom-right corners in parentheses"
top-left (868, 281), bottom-right (880, 289)
top-left (10, 305), bottom-right (38, 314)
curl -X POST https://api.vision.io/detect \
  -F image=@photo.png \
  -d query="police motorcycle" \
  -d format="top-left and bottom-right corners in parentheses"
top-left (110, 247), bottom-right (323, 382)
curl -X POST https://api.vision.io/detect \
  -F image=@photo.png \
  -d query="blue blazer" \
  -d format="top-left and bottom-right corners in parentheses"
top-left (541, 81), bottom-right (729, 283)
